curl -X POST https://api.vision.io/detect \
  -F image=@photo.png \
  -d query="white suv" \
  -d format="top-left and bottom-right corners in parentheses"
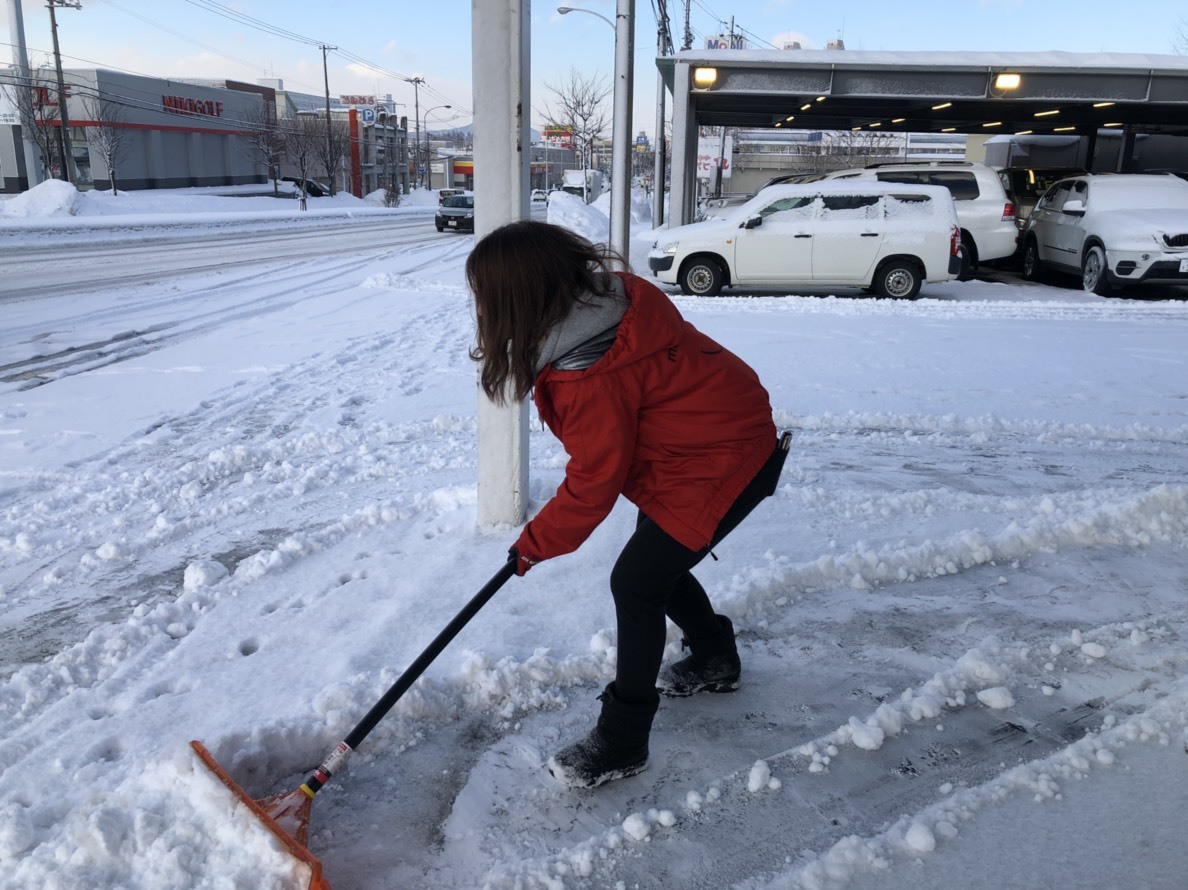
top-left (648, 181), bottom-right (962, 300)
top-left (820, 161), bottom-right (1017, 278)
top-left (1020, 173), bottom-right (1188, 296)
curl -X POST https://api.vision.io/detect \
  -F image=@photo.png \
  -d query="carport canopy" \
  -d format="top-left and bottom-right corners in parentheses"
top-left (661, 48), bottom-right (1188, 225)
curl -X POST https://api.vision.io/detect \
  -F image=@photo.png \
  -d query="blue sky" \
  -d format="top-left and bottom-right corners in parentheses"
top-left (3, 0), bottom-right (1184, 140)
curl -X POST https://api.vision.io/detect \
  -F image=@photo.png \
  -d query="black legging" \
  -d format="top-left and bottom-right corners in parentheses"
top-left (608, 438), bottom-right (785, 705)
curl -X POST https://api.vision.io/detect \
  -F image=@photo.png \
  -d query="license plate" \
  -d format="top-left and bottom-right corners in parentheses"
top-left (1180, 259), bottom-right (1188, 273)
top-left (448, 220), bottom-right (458, 227)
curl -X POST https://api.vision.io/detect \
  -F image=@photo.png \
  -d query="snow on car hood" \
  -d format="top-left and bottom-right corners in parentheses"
top-left (1091, 207), bottom-right (1188, 241)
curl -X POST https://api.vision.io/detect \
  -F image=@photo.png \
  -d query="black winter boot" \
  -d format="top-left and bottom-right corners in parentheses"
top-left (548, 683), bottom-right (658, 788)
top-left (656, 615), bottom-right (741, 698)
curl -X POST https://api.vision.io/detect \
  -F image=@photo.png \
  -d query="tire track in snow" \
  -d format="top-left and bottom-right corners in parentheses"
top-left (0, 261), bottom-right (477, 705)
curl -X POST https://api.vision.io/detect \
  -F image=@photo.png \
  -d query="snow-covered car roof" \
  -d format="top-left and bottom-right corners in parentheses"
top-left (728, 180), bottom-right (958, 218)
top-left (1078, 174), bottom-right (1188, 212)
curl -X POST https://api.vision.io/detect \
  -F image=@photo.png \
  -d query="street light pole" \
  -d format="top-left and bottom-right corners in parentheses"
top-left (558, 4), bottom-right (612, 27)
top-left (653, 1), bottom-right (674, 226)
top-left (558, 4), bottom-right (634, 259)
top-left (608, 0), bottom-right (635, 258)
top-left (422, 104), bottom-right (452, 189)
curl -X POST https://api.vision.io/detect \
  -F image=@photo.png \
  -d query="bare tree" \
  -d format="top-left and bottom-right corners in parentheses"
top-left (378, 127), bottom-right (404, 207)
top-left (788, 130), bottom-right (901, 175)
top-left (2, 73), bottom-right (62, 180)
top-left (242, 105), bottom-right (286, 197)
top-left (823, 130), bottom-right (902, 170)
top-left (281, 115), bottom-right (324, 211)
top-left (313, 117), bottom-right (351, 197)
top-left (631, 142), bottom-right (657, 195)
top-left (81, 91), bottom-right (132, 194)
top-left (541, 68), bottom-right (611, 172)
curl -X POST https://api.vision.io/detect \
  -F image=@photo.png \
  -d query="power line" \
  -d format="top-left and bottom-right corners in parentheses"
top-left (736, 26), bottom-right (777, 50)
top-left (177, 0), bottom-right (469, 113)
top-left (182, 0), bottom-right (323, 47)
top-left (93, 0), bottom-right (268, 75)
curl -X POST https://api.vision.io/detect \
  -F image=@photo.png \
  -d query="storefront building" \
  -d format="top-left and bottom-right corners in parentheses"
top-left (1, 68), bottom-right (269, 193)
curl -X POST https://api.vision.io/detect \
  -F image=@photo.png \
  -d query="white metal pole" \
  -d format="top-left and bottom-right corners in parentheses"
top-left (472, 0), bottom-right (530, 528)
top-left (669, 59), bottom-right (696, 226)
top-left (608, 0), bottom-right (635, 258)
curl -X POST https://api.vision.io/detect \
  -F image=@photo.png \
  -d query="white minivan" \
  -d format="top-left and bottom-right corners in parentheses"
top-left (648, 181), bottom-right (962, 299)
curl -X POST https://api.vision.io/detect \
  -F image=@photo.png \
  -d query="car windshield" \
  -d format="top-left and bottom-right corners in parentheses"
top-left (443, 195), bottom-right (473, 208)
top-left (756, 195), bottom-right (815, 221)
top-left (1091, 180), bottom-right (1188, 212)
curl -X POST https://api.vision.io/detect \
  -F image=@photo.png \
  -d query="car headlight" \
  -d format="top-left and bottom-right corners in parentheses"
top-left (651, 241), bottom-right (678, 255)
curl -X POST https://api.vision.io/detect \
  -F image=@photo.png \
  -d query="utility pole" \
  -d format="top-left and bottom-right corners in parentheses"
top-left (404, 76), bottom-right (424, 188)
top-left (653, 0), bottom-right (674, 226)
top-left (7, 0), bottom-right (44, 187)
top-left (321, 44), bottom-right (337, 195)
top-left (47, 0), bottom-right (81, 184)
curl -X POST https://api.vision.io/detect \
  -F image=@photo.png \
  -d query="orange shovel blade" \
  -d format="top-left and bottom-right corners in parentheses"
top-left (191, 740), bottom-right (330, 890)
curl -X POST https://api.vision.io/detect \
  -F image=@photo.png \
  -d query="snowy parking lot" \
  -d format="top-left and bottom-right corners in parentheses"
top-left (1, 184), bottom-right (1186, 889)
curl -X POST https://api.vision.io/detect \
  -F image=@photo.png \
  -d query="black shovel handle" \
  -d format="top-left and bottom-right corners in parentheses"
top-left (300, 557), bottom-right (516, 797)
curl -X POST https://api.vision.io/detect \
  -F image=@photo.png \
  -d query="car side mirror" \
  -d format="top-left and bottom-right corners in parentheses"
top-left (1062, 199), bottom-right (1086, 215)
top-left (741, 214), bottom-right (763, 230)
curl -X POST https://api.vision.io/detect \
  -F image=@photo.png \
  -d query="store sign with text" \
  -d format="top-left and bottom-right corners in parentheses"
top-left (695, 134), bottom-right (733, 179)
top-left (542, 127), bottom-right (574, 150)
top-left (32, 84), bottom-right (70, 108)
top-left (162, 96), bottom-right (224, 118)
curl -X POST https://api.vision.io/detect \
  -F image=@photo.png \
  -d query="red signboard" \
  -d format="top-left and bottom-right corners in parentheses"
top-left (32, 84), bottom-right (70, 107)
top-left (543, 126), bottom-right (573, 150)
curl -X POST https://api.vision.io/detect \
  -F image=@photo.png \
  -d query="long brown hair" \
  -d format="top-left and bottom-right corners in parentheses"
top-left (467, 220), bottom-right (620, 403)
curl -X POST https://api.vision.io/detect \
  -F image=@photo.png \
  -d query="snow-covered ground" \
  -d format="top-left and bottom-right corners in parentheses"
top-left (1, 182), bottom-right (1186, 890)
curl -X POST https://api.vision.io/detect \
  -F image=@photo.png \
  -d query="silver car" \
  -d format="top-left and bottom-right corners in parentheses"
top-left (1020, 174), bottom-right (1188, 296)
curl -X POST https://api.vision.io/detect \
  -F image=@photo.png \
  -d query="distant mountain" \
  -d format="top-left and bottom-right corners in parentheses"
top-left (427, 123), bottom-right (545, 143)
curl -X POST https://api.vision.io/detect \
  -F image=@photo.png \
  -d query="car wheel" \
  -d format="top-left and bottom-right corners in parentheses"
top-left (436, 224), bottom-right (444, 232)
top-left (873, 259), bottom-right (922, 300)
top-left (679, 257), bottom-right (725, 296)
top-left (1020, 239), bottom-right (1043, 281)
top-left (956, 238), bottom-right (974, 281)
top-left (1081, 244), bottom-right (1113, 296)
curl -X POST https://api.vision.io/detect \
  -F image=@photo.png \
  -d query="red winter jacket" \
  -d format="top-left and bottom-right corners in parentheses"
top-left (513, 273), bottom-right (776, 565)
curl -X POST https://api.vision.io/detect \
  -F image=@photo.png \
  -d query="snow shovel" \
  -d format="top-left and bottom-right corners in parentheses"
top-left (191, 557), bottom-right (517, 890)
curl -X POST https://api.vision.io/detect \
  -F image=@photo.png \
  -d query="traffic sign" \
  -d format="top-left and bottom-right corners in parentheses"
top-left (360, 108), bottom-right (376, 125)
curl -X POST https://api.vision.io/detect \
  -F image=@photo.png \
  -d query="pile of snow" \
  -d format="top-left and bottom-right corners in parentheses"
top-left (546, 190), bottom-right (610, 243)
top-left (0, 179), bottom-right (82, 218)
